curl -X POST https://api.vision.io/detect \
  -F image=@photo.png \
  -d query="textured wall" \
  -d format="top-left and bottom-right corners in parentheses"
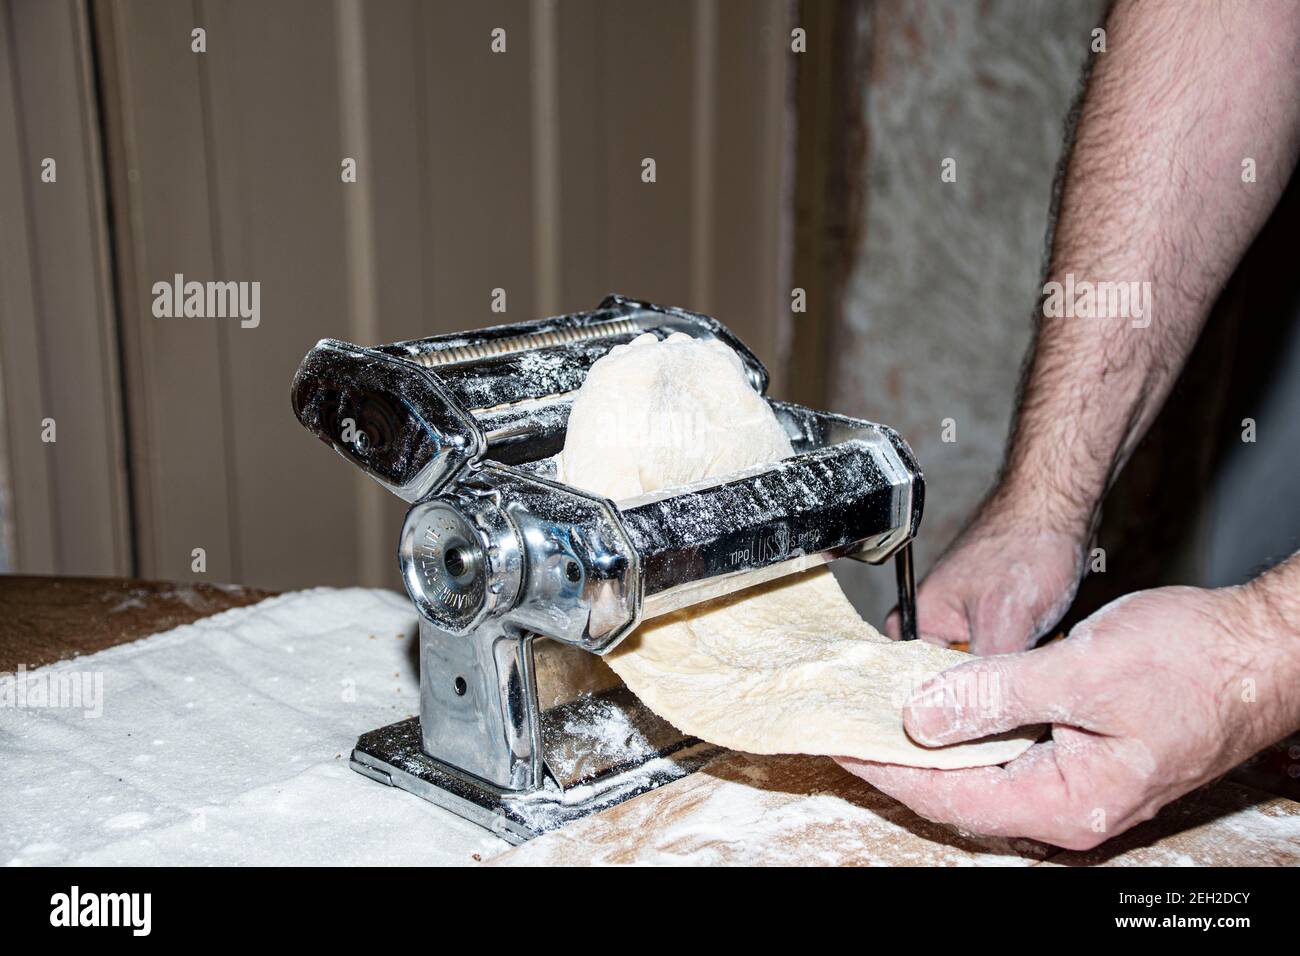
top-left (828, 0), bottom-right (1107, 620)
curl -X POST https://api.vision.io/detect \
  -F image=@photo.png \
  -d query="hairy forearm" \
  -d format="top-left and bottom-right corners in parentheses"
top-left (1000, 0), bottom-right (1300, 538)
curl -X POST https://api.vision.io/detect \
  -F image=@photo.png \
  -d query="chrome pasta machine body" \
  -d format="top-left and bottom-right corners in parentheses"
top-left (291, 295), bottom-right (923, 842)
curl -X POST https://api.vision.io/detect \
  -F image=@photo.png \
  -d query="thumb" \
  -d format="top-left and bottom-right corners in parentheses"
top-left (903, 643), bottom-right (1081, 746)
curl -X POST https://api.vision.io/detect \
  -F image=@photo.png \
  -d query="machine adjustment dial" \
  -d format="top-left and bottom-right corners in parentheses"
top-left (400, 501), bottom-right (492, 633)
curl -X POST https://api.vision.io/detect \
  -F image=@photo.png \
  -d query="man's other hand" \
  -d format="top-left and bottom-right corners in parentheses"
top-left (854, 584), bottom-right (1293, 850)
top-left (885, 496), bottom-right (1086, 656)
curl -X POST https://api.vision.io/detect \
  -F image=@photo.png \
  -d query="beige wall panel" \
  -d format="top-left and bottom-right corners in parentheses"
top-left (597, 2), bottom-right (697, 310)
top-left (422, 0), bottom-right (537, 332)
top-left (98, 0), bottom-right (236, 581)
top-left (0, 1), bottom-right (57, 572)
top-left (198, 0), bottom-right (360, 589)
top-left (709, 0), bottom-right (789, 392)
top-left (552, 0), bottom-right (790, 381)
top-left (359, 0), bottom-right (429, 345)
top-left (6, 0), bottom-right (131, 575)
top-left (551, 0), bottom-right (606, 312)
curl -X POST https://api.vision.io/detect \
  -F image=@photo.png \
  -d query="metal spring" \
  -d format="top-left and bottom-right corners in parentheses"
top-left (411, 317), bottom-right (643, 368)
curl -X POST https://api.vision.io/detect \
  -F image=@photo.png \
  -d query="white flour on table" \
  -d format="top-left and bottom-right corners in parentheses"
top-left (1, 588), bottom-right (505, 866)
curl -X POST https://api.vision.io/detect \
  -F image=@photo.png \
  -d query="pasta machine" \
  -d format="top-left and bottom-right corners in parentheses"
top-left (291, 294), bottom-right (924, 842)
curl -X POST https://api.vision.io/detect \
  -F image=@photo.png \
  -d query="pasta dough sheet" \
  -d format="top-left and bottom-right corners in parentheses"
top-left (556, 332), bottom-right (1036, 768)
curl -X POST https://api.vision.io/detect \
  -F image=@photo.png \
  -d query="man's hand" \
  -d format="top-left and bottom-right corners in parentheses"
top-left (844, 576), bottom-right (1300, 850)
top-left (885, 493), bottom-right (1086, 655)
top-left (888, 0), bottom-right (1300, 656)
top-left (857, 0), bottom-right (1300, 849)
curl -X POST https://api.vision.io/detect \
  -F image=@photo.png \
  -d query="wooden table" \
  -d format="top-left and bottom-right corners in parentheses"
top-left (0, 575), bottom-right (274, 670)
top-left (490, 751), bottom-right (1300, 866)
top-left (5, 575), bottom-right (1297, 866)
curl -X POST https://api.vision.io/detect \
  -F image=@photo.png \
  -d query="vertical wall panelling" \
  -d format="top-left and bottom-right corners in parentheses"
top-left (94, 0), bottom-right (236, 581)
top-left (711, 0), bottom-right (791, 392)
top-left (335, 0), bottom-right (386, 587)
top-left (0, 0), bottom-right (56, 572)
top-left (689, 0), bottom-right (718, 314)
top-left (200, 0), bottom-right (358, 589)
top-left (0, 0), bottom-right (132, 576)
top-left (75, 0), bottom-right (791, 590)
top-left (530, 0), bottom-right (561, 317)
top-left (422, 1), bottom-right (537, 332)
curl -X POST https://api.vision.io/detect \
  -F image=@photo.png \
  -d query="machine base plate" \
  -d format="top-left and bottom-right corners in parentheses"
top-left (350, 716), bottom-right (718, 844)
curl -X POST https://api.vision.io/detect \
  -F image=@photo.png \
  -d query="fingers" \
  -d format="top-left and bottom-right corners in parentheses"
top-left (878, 608), bottom-right (899, 639)
top-left (886, 604), bottom-right (963, 646)
top-left (903, 640), bottom-right (1089, 746)
top-left (883, 607), bottom-right (901, 640)
top-left (839, 733), bottom-right (1149, 851)
top-left (837, 743), bottom-right (1098, 847)
top-left (889, 576), bottom-right (981, 647)
top-left (968, 624), bottom-right (1038, 658)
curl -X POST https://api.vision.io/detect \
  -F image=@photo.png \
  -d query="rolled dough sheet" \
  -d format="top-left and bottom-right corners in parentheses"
top-left (556, 332), bottom-right (1036, 768)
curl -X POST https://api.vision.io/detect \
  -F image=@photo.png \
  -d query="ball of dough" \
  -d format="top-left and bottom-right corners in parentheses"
top-left (558, 332), bottom-right (792, 501)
